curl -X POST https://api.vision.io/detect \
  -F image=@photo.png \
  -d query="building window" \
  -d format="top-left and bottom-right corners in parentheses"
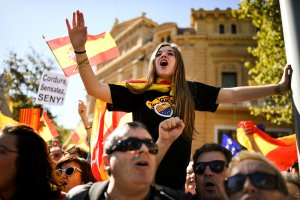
top-left (217, 129), bottom-right (236, 144)
top-left (166, 35), bottom-right (171, 42)
top-left (219, 24), bottom-right (225, 34)
top-left (231, 24), bottom-right (237, 34)
top-left (161, 36), bottom-right (171, 42)
top-left (222, 72), bottom-right (237, 87)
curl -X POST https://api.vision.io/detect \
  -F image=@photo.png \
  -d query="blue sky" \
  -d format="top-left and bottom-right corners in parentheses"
top-left (0, 0), bottom-right (240, 130)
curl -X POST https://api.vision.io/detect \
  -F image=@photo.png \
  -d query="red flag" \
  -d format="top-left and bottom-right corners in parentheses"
top-left (46, 32), bottom-right (120, 77)
top-left (237, 121), bottom-right (297, 171)
top-left (38, 112), bottom-right (59, 142)
top-left (90, 99), bottom-right (132, 181)
top-left (19, 108), bottom-right (40, 130)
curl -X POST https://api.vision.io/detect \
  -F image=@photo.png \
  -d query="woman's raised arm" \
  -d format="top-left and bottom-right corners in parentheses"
top-left (66, 10), bottom-right (112, 103)
top-left (217, 64), bottom-right (292, 104)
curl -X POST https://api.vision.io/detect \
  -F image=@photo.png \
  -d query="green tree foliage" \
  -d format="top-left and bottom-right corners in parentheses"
top-left (2, 47), bottom-right (55, 120)
top-left (1, 47), bottom-right (72, 146)
top-left (234, 0), bottom-right (292, 125)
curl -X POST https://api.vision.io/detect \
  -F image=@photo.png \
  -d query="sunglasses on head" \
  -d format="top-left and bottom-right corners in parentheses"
top-left (225, 172), bottom-right (279, 194)
top-left (108, 137), bottom-right (158, 155)
top-left (194, 160), bottom-right (226, 175)
top-left (56, 166), bottom-right (82, 177)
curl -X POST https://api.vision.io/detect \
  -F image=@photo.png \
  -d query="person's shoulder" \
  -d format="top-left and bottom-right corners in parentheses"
top-left (64, 182), bottom-right (93, 200)
top-left (65, 181), bottom-right (110, 200)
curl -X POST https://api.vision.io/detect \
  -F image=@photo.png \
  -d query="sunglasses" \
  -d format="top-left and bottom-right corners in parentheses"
top-left (225, 172), bottom-right (279, 194)
top-left (107, 137), bottom-right (158, 155)
top-left (56, 166), bottom-right (82, 177)
top-left (194, 160), bottom-right (226, 175)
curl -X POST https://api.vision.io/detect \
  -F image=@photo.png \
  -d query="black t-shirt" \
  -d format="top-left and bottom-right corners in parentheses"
top-left (107, 81), bottom-right (220, 190)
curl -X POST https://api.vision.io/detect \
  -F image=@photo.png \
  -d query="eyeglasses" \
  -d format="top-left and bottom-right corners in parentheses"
top-left (0, 146), bottom-right (18, 155)
top-left (193, 160), bottom-right (226, 175)
top-left (56, 166), bottom-right (82, 177)
top-left (107, 137), bottom-right (158, 155)
top-left (225, 172), bottom-right (279, 194)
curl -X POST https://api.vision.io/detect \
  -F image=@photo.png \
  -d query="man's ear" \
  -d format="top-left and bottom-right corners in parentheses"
top-left (103, 154), bottom-right (111, 171)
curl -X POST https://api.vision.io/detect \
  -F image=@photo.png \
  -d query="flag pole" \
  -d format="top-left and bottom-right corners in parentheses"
top-left (42, 35), bottom-right (65, 72)
top-left (62, 132), bottom-right (73, 150)
top-left (279, 0), bottom-right (300, 170)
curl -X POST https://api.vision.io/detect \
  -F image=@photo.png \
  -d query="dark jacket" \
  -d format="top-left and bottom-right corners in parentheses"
top-left (64, 181), bottom-right (189, 200)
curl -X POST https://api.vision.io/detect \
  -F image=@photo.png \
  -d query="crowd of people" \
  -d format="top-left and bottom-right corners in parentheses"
top-left (0, 9), bottom-right (298, 200)
top-left (1, 123), bottom-right (299, 199)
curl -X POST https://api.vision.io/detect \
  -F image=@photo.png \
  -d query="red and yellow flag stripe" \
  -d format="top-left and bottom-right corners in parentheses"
top-left (38, 112), bottom-right (59, 142)
top-left (237, 121), bottom-right (297, 171)
top-left (47, 32), bottom-right (120, 77)
top-left (90, 99), bottom-right (132, 181)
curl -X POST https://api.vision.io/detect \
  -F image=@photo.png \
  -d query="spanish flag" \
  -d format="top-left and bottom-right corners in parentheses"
top-left (46, 32), bottom-right (120, 77)
top-left (114, 78), bottom-right (173, 93)
top-left (19, 108), bottom-right (40, 131)
top-left (0, 112), bottom-right (19, 130)
top-left (237, 121), bottom-right (297, 171)
top-left (90, 99), bottom-right (132, 181)
top-left (38, 111), bottom-right (59, 142)
top-left (71, 123), bottom-right (89, 153)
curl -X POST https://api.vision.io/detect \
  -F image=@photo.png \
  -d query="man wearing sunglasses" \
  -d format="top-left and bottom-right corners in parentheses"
top-left (157, 143), bottom-right (232, 199)
top-left (192, 143), bottom-right (232, 200)
top-left (65, 117), bottom-right (185, 200)
top-left (225, 150), bottom-right (288, 200)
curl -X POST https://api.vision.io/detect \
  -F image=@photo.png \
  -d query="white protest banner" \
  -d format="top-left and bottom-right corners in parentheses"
top-left (35, 71), bottom-right (68, 106)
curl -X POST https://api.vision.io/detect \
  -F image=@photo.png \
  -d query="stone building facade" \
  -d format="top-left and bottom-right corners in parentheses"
top-left (86, 8), bottom-right (292, 154)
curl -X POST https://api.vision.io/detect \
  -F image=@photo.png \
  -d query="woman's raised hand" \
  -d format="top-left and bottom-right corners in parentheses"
top-left (66, 10), bottom-right (87, 52)
top-left (278, 64), bottom-right (293, 93)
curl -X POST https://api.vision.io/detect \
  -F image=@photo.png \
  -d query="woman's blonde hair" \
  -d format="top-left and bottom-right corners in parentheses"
top-left (127, 42), bottom-right (195, 140)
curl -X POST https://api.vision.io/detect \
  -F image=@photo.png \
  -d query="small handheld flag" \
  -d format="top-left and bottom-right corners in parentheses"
top-left (221, 133), bottom-right (241, 156)
top-left (38, 111), bottom-right (59, 142)
top-left (45, 32), bottom-right (120, 77)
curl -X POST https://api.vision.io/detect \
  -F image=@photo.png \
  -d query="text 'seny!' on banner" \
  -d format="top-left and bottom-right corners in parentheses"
top-left (35, 71), bottom-right (68, 106)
